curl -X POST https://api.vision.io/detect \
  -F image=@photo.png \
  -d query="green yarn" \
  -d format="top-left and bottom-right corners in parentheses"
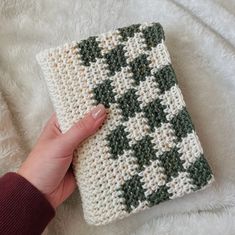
top-left (78, 36), bottom-right (102, 66)
top-left (143, 98), bottom-right (167, 131)
top-left (106, 125), bottom-right (130, 159)
top-left (154, 65), bottom-right (177, 93)
top-left (188, 155), bottom-right (213, 190)
top-left (147, 185), bottom-right (172, 206)
top-left (118, 24), bottom-right (141, 41)
top-left (142, 23), bottom-right (165, 49)
top-left (159, 147), bottom-right (184, 180)
top-left (117, 88), bottom-right (142, 121)
top-left (132, 136), bottom-right (157, 170)
top-left (129, 54), bottom-right (151, 85)
top-left (171, 108), bottom-right (195, 140)
top-left (105, 44), bottom-right (127, 76)
top-left (93, 80), bottom-right (116, 108)
top-left (120, 175), bottom-right (146, 212)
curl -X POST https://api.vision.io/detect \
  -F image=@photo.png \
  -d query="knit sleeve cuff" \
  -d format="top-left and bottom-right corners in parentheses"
top-left (0, 172), bottom-right (55, 235)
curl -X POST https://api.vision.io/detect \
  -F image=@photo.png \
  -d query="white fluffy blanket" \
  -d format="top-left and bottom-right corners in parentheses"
top-left (0, 0), bottom-right (235, 234)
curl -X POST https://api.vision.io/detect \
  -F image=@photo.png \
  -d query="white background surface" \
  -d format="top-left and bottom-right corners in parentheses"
top-left (0, 0), bottom-right (235, 234)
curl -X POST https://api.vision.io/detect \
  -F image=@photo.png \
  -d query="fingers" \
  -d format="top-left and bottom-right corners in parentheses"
top-left (64, 169), bottom-right (77, 194)
top-left (47, 169), bottom-right (77, 209)
top-left (60, 104), bottom-right (107, 149)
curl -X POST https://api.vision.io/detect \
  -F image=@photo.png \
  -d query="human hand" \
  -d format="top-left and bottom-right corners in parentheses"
top-left (18, 104), bottom-right (107, 209)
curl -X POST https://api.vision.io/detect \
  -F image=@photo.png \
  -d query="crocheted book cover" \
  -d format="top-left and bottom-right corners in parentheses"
top-left (36, 22), bottom-right (214, 225)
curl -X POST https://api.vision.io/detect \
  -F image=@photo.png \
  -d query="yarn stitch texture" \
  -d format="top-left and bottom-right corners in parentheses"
top-left (36, 22), bottom-right (214, 225)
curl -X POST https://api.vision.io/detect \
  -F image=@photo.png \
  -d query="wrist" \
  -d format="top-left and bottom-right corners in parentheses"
top-left (17, 167), bottom-right (57, 209)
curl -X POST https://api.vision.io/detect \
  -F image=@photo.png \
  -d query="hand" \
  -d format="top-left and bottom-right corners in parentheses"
top-left (18, 104), bottom-right (107, 209)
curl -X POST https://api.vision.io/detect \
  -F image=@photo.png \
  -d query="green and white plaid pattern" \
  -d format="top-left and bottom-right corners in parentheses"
top-left (37, 22), bottom-right (214, 225)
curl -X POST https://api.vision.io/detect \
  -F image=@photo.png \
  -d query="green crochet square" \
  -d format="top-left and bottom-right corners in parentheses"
top-left (129, 54), bottom-right (151, 85)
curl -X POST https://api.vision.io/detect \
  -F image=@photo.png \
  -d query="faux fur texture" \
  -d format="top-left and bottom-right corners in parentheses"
top-left (133, 207), bottom-right (235, 235)
top-left (0, 0), bottom-right (234, 234)
top-left (0, 92), bottom-right (23, 175)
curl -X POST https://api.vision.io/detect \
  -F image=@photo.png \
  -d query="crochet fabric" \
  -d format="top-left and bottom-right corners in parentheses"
top-left (37, 22), bottom-right (214, 225)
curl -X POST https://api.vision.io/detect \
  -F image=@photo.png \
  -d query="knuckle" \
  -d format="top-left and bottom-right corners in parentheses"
top-left (76, 118), bottom-right (91, 133)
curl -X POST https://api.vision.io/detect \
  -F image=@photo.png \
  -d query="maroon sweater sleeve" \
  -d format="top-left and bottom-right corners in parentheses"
top-left (0, 172), bottom-right (55, 235)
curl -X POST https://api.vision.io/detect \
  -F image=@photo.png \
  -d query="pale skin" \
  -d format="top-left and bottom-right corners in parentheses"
top-left (18, 104), bottom-right (107, 209)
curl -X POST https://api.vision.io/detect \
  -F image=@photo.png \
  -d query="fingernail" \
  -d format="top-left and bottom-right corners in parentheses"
top-left (91, 104), bottom-right (106, 120)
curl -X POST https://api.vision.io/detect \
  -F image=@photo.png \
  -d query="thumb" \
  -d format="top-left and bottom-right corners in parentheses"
top-left (60, 104), bottom-right (107, 150)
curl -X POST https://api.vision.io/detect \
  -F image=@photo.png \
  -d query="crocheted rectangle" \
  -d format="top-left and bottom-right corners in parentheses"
top-left (36, 22), bottom-right (214, 225)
